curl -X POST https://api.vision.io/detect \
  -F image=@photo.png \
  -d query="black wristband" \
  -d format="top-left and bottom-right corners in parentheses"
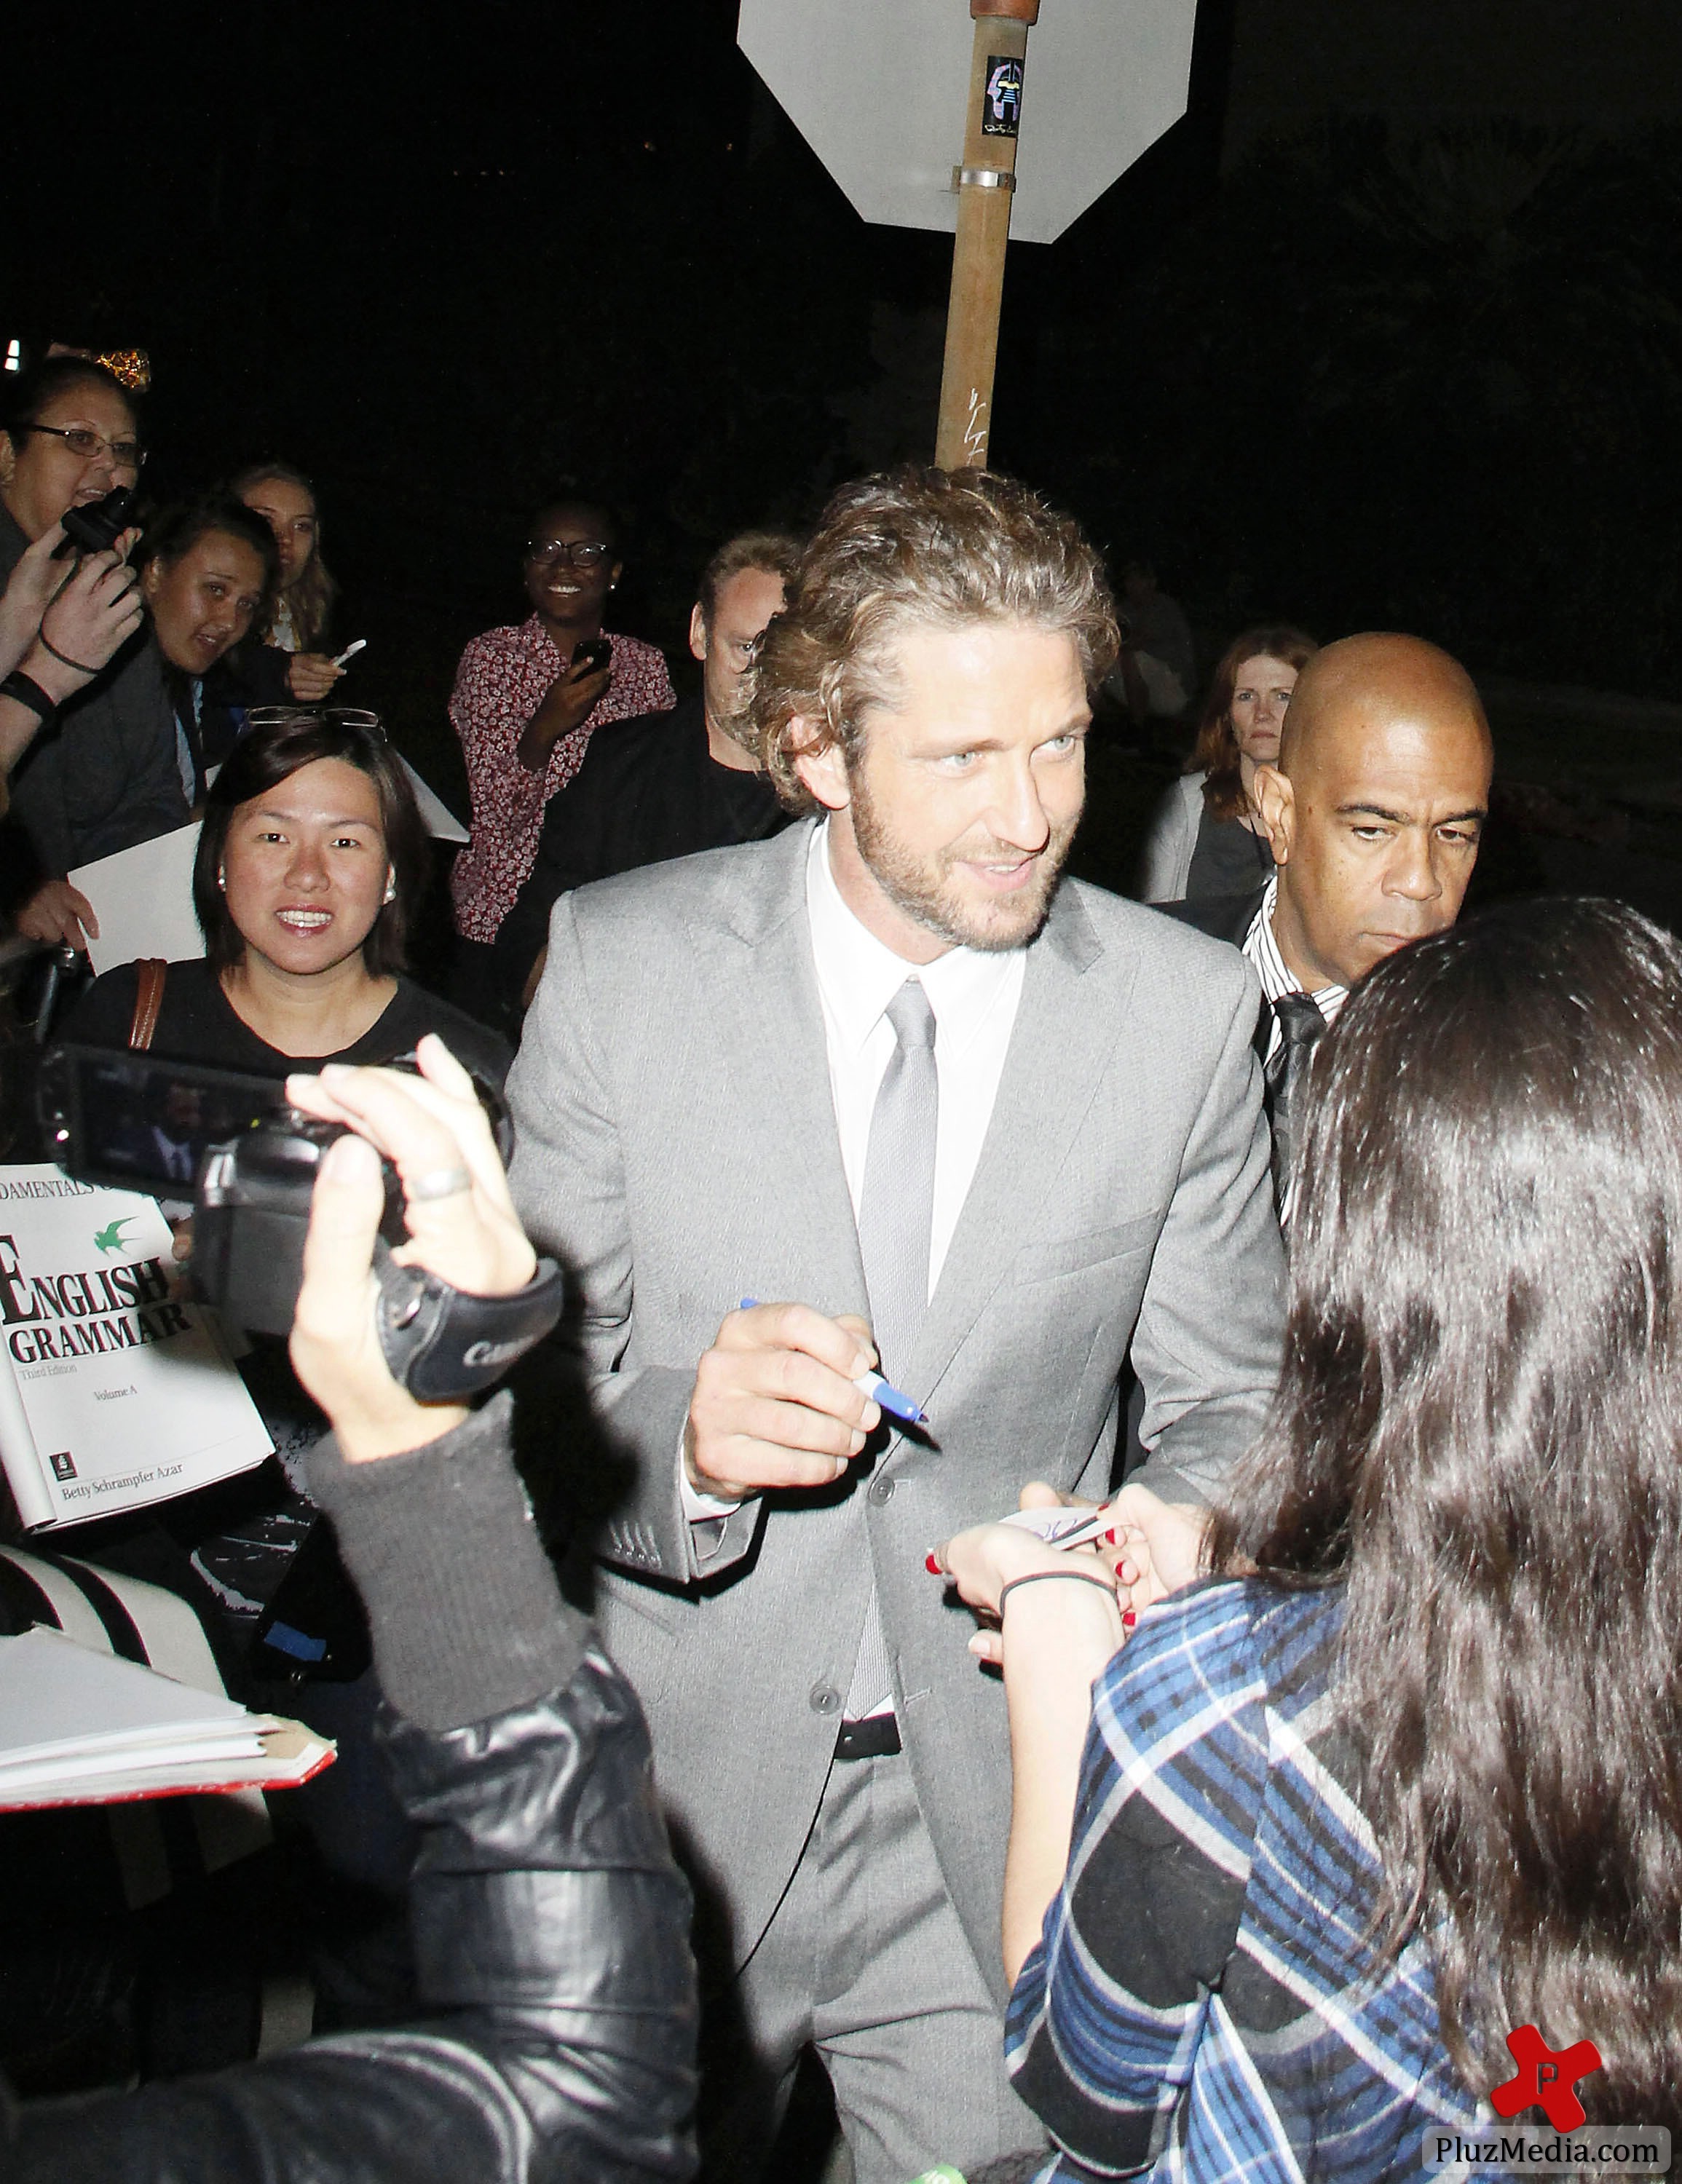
top-left (0, 670), bottom-right (56, 724)
top-left (375, 1251), bottom-right (569, 1403)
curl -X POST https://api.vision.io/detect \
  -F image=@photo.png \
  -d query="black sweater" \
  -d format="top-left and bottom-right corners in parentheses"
top-left (65, 959), bottom-right (513, 1092)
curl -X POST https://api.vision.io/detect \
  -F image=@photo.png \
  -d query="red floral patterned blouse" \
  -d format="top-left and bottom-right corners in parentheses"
top-left (448, 617), bottom-right (675, 942)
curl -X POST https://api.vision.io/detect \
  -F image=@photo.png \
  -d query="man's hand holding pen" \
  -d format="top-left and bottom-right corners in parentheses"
top-left (684, 1299), bottom-right (884, 1501)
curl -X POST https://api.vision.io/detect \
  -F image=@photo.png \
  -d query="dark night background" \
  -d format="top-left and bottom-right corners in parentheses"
top-left (7, 0), bottom-right (1682, 911)
top-left (4, 7), bottom-right (1682, 2161)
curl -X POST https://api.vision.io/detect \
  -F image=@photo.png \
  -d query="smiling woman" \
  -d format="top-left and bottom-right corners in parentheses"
top-left (66, 711), bottom-right (508, 1080)
top-left (60, 719), bottom-right (513, 1907)
top-left (0, 358), bottom-right (192, 948)
top-left (446, 491), bottom-right (674, 989)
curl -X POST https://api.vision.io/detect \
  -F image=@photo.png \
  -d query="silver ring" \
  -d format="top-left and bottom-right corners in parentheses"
top-left (408, 1165), bottom-right (473, 1203)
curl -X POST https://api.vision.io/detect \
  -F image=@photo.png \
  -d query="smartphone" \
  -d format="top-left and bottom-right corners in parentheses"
top-left (39, 1043), bottom-right (289, 1200)
top-left (571, 636), bottom-right (612, 677)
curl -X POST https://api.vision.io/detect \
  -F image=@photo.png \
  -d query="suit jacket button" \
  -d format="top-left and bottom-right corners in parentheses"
top-left (809, 1684), bottom-right (840, 1716)
top-left (869, 1475), bottom-right (896, 1503)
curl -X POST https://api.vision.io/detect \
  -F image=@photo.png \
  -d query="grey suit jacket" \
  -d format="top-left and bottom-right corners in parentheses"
top-left (507, 819), bottom-right (1284, 1995)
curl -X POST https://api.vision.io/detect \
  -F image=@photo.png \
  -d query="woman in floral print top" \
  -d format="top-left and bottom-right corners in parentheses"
top-left (449, 494), bottom-right (674, 948)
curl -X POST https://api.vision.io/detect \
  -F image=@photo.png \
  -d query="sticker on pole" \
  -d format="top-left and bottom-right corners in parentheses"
top-left (738, 0), bottom-right (1199, 245)
top-left (982, 57), bottom-right (1024, 138)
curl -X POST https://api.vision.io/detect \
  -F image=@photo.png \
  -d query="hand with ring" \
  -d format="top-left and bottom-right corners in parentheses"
top-left (283, 1034), bottom-right (537, 1463)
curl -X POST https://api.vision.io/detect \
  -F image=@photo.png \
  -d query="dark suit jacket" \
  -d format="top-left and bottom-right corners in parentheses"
top-left (1161, 886), bottom-right (1266, 952)
top-left (490, 695), bottom-right (791, 1003)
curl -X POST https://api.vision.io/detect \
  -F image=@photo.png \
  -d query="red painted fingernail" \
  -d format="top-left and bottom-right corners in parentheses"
top-left (925, 1552), bottom-right (943, 1575)
top-left (1102, 1529), bottom-right (1119, 1544)
top-left (1122, 1610), bottom-right (1137, 1629)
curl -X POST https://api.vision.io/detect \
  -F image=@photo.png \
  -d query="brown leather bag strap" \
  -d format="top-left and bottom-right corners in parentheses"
top-left (128, 958), bottom-right (167, 1051)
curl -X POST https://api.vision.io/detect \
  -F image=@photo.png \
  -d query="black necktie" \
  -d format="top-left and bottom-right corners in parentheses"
top-left (1263, 992), bottom-right (1327, 1214)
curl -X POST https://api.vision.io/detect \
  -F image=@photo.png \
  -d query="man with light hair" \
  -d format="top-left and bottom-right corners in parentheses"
top-left (508, 467), bottom-right (1284, 2183)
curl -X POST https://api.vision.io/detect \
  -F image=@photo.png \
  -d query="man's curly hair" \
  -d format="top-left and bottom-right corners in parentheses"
top-left (745, 466), bottom-right (1119, 814)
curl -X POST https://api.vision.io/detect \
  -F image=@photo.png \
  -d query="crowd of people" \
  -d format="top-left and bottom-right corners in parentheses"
top-left (1, 355), bottom-right (1677, 2184)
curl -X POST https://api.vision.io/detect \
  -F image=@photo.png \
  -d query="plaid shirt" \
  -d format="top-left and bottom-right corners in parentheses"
top-left (448, 618), bottom-right (674, 943)
top-left (1006, 1581), bottom-right (1496, 2183)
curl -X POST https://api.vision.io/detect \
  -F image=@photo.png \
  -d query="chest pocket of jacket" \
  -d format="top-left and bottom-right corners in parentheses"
top-left (1011, 1212), bottom-right (1159, 1286)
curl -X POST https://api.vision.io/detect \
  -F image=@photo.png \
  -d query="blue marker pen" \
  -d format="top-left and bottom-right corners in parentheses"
top-left (738, 1299), bottom-right (929, 1428)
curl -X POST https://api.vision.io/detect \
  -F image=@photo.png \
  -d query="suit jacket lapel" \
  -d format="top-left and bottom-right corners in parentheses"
top-left (698, 823), bottom-right (870, 1316)
top-left (907, 882), bottom-right (1133, 1408)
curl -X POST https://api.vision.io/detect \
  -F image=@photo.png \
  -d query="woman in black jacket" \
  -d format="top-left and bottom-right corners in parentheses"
top-left (3, 1037), bottom-right (698, 2182)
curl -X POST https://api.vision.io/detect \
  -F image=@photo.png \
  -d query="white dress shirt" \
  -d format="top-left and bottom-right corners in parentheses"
top-left (1241, 872), bottom-right (1347, 1059)
top-left (682, 820), bottom-right (1027, 1522)
top-left (805, 820), bottom-right (1025, 1292)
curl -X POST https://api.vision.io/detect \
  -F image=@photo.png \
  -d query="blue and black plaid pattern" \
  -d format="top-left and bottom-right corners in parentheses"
top-left (1006, 1581), bottom-right (1491, 2182)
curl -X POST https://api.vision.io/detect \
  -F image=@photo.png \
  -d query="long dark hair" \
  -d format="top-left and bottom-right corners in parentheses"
top-left (1208, 898), bottom-right (1682, 2123)
top-left (230, 461), bottom-right (339, 650)
top-left (1188, 624), bottom-right (1317, 821)
top-left (194, 713), bottom-right (430, 976)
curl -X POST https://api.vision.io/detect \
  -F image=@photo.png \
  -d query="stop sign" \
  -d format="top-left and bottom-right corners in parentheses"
top-left (737, 0), bottom-right (1199, 247)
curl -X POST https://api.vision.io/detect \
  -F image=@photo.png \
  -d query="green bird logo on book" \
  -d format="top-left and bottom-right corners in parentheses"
top-left (92, 1217), bottom-right (141, 1257)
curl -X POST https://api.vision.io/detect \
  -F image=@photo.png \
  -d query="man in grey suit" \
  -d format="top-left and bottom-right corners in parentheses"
top-left (507, 467), bottom-right (1284, 2183)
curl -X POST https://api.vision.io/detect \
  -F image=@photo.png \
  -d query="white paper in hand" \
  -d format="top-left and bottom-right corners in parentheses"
top-left (68, 823), bottom-right (204, 976)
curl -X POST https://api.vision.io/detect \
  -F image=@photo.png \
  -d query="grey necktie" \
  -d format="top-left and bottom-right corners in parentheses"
top-left (856, 978), bottom-right (939, 1378)
top-left (845, 978), bottom-right (938, 1723)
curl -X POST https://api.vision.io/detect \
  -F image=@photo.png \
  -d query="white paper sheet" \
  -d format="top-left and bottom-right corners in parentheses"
top-left (68, 824), bottom-right (204, 977)
top-left (400, 756), bottom-right (470, 843)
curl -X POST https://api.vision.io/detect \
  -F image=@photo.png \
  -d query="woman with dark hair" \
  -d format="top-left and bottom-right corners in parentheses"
top-left (62, 716), bottom-right (505, 1686)
top-left (232, 459), bottom-right (347, 705)
top-left (66, 708), bottom-right (506, 1082)
top-left (63, 711), bottom-right (511, 1896)
top-left (135, 492), bottom-right (285, 784)
top-left (1137, 624), bottom-right (1317, 903)
top-left (934, 897), bottom-right (1682, 2175)
top-left (0, 357), bottom-right (179, 948)
top-left (447, 491), bottom-right (674, 992)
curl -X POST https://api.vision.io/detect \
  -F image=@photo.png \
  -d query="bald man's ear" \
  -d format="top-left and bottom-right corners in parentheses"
top-left (790, 721), bottom-right (850, 813)
top-left (688, 604), bottom-right (709, 665)
top-left (1251, 764), bottom-right (1293, 868)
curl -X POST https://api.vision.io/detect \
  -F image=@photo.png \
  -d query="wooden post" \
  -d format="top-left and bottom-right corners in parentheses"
top-left (934, 0), bottom-right (1041, 470)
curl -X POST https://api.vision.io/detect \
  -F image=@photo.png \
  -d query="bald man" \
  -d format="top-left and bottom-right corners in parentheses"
top-left (1166, 632), bottom-right (1493, 1209)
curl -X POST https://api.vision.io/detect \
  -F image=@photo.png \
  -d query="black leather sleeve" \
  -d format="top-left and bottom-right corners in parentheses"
top-left (8, 1644), bottom-right (698, 2184)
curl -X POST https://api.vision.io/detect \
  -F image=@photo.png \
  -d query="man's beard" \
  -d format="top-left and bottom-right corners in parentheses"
top-left (848, 762), bottom-right (1079, 953)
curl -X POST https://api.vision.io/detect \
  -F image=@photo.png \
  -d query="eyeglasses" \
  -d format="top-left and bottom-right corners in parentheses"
top-left (20, 424), bottom-right (146, 470)
top-left (524, 537), bottom-right (614, 569)
top-left (244, 705), bottom-right (386, 740)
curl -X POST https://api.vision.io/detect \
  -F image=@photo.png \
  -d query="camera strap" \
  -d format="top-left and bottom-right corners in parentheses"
top-left (374, 1249), bottom-right (567, 1404)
